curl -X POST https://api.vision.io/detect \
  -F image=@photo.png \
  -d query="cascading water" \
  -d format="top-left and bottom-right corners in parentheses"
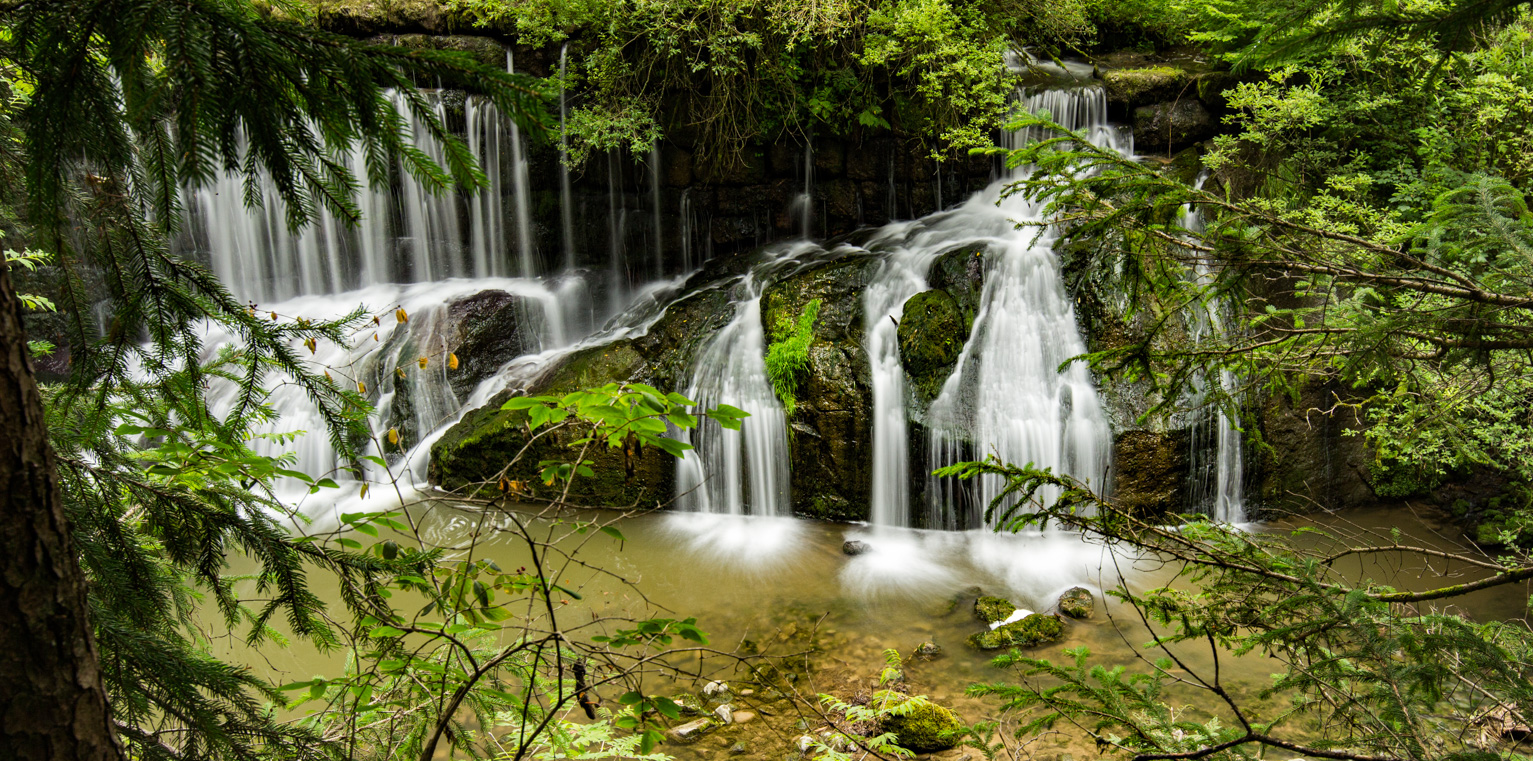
top-left (506, 54), bottom-right (538, 277)
top-left (650, 142), bottom-right (666, 279)
top-left (673, 247), bottom-right (817, 517)
top-left (1180, 176), bottom-right (1246, 522)
top-left (557, 44), bottom-right (577, 272)
top-left (859, 85), bottom-right (1123, 530)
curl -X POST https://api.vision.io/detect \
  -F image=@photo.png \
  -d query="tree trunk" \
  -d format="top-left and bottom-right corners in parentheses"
top-left (0, 265), bottom-right (123, 760)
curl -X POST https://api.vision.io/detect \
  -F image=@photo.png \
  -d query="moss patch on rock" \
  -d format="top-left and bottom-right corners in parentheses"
top-left (967, 614), bottom-right (1064, 650)
top-left (1102, 66), bottom-right (1190, 107)
top-left (897, 289), bottom-right (966, 401)
top-left (973, 595), bottom-right (1016, 624)
top-left (880, 697), bottom-right (964, 753)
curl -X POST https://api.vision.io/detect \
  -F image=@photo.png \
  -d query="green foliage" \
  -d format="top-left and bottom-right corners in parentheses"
top-left (765, 298), bottom-right (820, 418)
top-left (448, 0), bottom-right (1095, 163)
top-left (947, 456), bottom-right (1533, 759)
top-left (5, 247), bottom-right (56, 356)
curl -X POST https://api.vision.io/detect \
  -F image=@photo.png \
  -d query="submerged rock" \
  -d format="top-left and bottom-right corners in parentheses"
top-left (880, 697), bottom-right (964, 752)
top-left (967, 614), bottom-right (1064, 650)
top-left (973, 596), bottom-right (1017, 625)
top-left (1058, 587), bottom-right (1094, 619)
top-left (842, 539), bottom-right (871, 556)
top-left (912, 640), bottom-right (944, 660)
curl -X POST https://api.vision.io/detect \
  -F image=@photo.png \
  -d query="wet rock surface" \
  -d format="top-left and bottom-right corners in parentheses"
top-left (967, 614), bottom-right (1064, 650)
top-left (1058, 587), bottom-right (1095, 619)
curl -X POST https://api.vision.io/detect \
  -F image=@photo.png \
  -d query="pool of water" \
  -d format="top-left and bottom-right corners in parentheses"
top-left (219, 500), bottom-right (1529, 760)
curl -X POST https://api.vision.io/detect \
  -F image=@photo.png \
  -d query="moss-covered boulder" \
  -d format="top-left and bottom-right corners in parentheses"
top-left (879, 698), bottom-right (964, 753)
top-left (973, 596), bottom-right (1016, 625)
top-left (966, 614), bottom-right (1064, 650)
top-left (307, 0), bottom-right (491, 36)
top-left (1058, 587), bottom-right (1094, 619)
top-left (926, 243), bottom-right (988, 333)
top-left (1102, 66), bottom-right (1190, 109)
top-left (897, 290), bottom-right (966, 401)
top-left (759, 255), bottom-right (877, 521)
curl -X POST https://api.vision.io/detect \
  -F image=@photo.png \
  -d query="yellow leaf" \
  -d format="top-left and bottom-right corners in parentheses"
top-left (417, 356), bottom-right (428, 369)
top-left (305, 337), bottom-right (317, 354)
top-left (387, 428), bottom-right (399, 445)
top-left (396, 367), bottom-right (407, 380)
top-left (448, 353), bottom-right (460, 371)
top-left (360, 483), bottom-right (370, 499)
top-left (373, 314), bottom-right (380, 325)
top-left (324, 370), bottom-right (333, 383)
top-left (373, 333), bottom-right (379, 342)
top-left (395, 308), bottom-right (408, 324)
top-left (269, 311), bottom-right (278, 321)
top-left (358, 381), bottom-right (367, 394)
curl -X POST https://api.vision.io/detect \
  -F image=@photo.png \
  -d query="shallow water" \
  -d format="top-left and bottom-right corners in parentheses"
top-left (220, 502), bottom-right (1530, 760)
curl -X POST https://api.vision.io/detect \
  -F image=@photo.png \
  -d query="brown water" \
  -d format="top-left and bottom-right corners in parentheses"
top-left (218, 501), bottom-right (1530, 760)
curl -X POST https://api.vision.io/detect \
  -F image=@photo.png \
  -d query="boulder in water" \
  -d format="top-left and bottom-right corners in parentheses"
top-left (966, 614), bottom-right (1064, 650)
top-left (1057, 587), bottom-right (1094, 619)
top-left (879, 697), bottom-right (964, 752)
top-left (912, 640), bottom-right (943, 660)
top-left (973, 595), bottom-right (1016, 625)
top-left (842, 539), bottom-right (871, 556)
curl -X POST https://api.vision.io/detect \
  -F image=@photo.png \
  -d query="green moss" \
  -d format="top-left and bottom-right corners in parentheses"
top-left (764, 298), bottom-right (821, 418)
top-left (879, 697), bottom-right (963, 753)
top-left (897, 289), bottom-right (966, 401)
top-left (973, 595), bottom-right (1016, 624)
top-left (1101, 65), bottom-right (1189, 105)
top-left (967, 614), bottom-right (1064, 650)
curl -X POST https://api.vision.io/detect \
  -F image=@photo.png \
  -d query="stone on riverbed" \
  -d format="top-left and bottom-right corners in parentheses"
top-left (1058, 587), bottom-right (1094, 619)
top-left (912, 640), bottom-right (943, 660)
top-left (967, 614), bottom-right (1064, 650)
top-left (973, 595), bottom-right (1016, 624)
top-left (668, 717), bottom-right (716, 743)
top-left (842, 539), bottom-right (871, 555)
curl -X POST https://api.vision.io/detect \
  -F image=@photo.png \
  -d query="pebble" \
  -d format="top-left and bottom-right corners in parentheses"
top-left (668, 717), bottom-right (715, 743)
top-left (739, 688), bottom-right (755, 697)
top-left (732, 710), bottom-right (757, 724)
top-left (714, 704), bottom-right (734, 724)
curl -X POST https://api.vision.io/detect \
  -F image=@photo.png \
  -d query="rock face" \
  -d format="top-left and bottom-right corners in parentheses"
top-left (880, 698), bottom-right (964, 752)
top-left (1058, 587), bottom-right (1094, 619)
top-left (897, 290), bottom-right (967, 401)
top-left (1133, 99), bottom-right (1216, 153)
top-left (1113, 430), bottom-right (1191, 514)
top-left (966, 614), bottom-right (1064, 650)
top-left (760, 256), bottom-right (877, 521)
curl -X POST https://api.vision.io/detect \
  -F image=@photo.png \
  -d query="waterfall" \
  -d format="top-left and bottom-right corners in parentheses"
top-left (673, 256), bottom-right (804, 516)
top-left (792, 140), bottom-right (814, 238)
top-left (679, 188), bottom-right (695, 271)
top-left (558, 44), bottom-right (577, 272)
top-left (506, 54), bottom-right (538, 278)
top-left (1181, 176), bottom-right (1246, 522)
top-left (858, 85), bottom-right (1122, 529)
top-left (465, 96), bottom-right (507, 278)
top-left (650, 141), bottom-right (665, 279)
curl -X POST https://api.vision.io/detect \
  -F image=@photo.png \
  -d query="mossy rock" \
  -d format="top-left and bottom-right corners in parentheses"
top-left (927, 243), bottom-right (988, 333)
top-left (973, 596), bottom-right (1016, 624)
top-left (759, 255), bottom-right (877, 521)
top-left (1058, 587), bottom-right (1094, 619)
top-left (966, 614), bottom-right (1064, 650)
top-left (307, 0), bottom-right (490, 35)
top-left (897, 289), bottom-right (966, 401)
top-left (879, 697), bottom-right (964, 753)
top-left (1101, 66), bottom-right (1190, 108)
top-left (1133, 100), bottom-right (1215, 152)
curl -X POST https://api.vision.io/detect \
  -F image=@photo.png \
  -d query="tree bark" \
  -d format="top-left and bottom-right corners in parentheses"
top-left (0, 265), bottom-right (123, 760)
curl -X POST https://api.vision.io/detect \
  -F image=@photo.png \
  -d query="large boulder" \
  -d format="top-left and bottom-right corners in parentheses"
top-left (445, 289), bottom-right (541, 399)
top-left (760, 255), bottom-right (878, 521)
